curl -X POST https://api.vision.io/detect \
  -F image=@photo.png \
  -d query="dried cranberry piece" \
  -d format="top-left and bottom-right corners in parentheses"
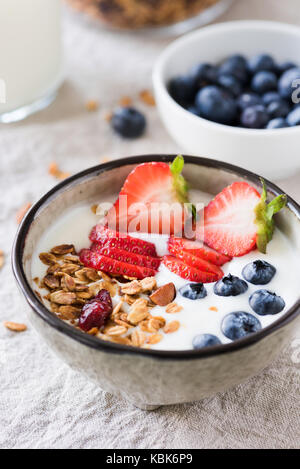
top-left (79, 289), bottom-right (112, 332)
top-left (94, 289), bottom-right (112, 303)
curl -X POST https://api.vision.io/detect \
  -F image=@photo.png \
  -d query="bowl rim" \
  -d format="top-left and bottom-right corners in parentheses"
top-left (12, 154), bottom-right (300, 360)
top-left (153, 19), bottom-right (300, 136)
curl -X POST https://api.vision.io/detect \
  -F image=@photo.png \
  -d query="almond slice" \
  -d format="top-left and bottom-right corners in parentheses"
top-left (153, 316), bottom-right (166, 328)
top-left (112, 300), bottom-right (124, 317)
top-left (91, 204), bottom-right (98, 214)
top-left (83, 268), bottom-right (101, 282)
top-left (51, 244), bottom-right (75, 255)
top-left (128, 298), bottom-right (149, 325)
top-left (50, 290), bottom-right (77, 305)
top-left (131, 329), bottom-right (146, 347)
top-left (39, 252), bottom-right (57, 266)
top-left (16, 203), bottom-right (31, 224)
top-left (146, 318), bottom-right (161, 332)
top-left (59, 306), bottom-right (81, 320)
top-left (150, 282), bottom-right (176, 306)
top-left (61, 264), bottom-right (81, 275)
top-left (119, 96), bottom-right (132, 107)
top-left (0, 250), bottom-right (5, 270)
top-left (4, 321), bottom-right (27, 332)
top-left (139, 89), bottom-right (155, 106)
top-left (164, 320), bottom-right (180, 334)
top-left (109, 336), bottom-right (132, 345)
top-left (48, 161), bottom-right (59, 176)
top-left (148, 333), bottom-right (163, 345)
top-left (85, 100), bottom-right (99, 112)
top-left (106, 325), bottom-right (128, 337)
top-left (100, 280), bottom-right (117, 298)
top-left (43, 274), bottom-right (60, 290)
top-left (48, 161), bottom-right (70, 180)
top-left (140, 276), bottom-right (156, 292)
top-left (61, 273), bottom-right (76, 292)
top-left (121, 280), bottom-right (142, 295)
top-left (165, 302), bottom-right (183, 314)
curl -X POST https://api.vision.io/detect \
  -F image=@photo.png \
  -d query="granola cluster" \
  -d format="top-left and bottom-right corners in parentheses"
top-left (36, 244), bottom-right (181, 348)
top-left (66, 0), bottom-right (220, 30)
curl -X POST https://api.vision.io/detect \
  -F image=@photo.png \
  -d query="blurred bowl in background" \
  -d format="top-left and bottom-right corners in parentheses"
top-left (66, 0), bottom-right (233, 36)
top-left (153, 20), bottom-right (300, 179)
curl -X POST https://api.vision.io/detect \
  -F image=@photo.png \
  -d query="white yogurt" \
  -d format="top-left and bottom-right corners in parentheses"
top-left (32, 202), bottom-right (300, 351)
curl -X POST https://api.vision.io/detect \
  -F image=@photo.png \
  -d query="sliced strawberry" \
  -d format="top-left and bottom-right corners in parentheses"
top-left (162, 255), bottom-right (219, 283)
top-left (204, 181), bottom-right (287, 257)
top-left (91, 244), bottom-right (161, 270)
top-left (80, 249), bottom-right (156, 279)
top-left (105, 155), bottom-right (190, 235)
top-left (204, 182), bottom-right (261, 257)
top-left (169, 236), bottom-right (231, 266)
top-left (89, 225), bottom-right (157, 257)
top-left (168, 242), bottom-right (223, 279)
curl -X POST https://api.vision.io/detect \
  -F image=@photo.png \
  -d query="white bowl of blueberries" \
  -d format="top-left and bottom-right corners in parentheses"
top-left (153, 20), bottom-right (300, 179)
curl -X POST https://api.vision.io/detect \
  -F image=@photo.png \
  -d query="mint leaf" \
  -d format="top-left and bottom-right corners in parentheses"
top-left (255, 179), bottom-right (287, 253)
top-left (266, 194), bottom-right (287, 220)
top-left (170, 155), bottom-right (184, 175)
top-left (169, 155), bottom-right (189, 206)
top-left (186, 203), bottom-right (197, 220)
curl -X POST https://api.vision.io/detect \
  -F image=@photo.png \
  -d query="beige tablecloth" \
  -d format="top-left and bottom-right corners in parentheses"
top-left (0, 0), bottom-right (299, 449)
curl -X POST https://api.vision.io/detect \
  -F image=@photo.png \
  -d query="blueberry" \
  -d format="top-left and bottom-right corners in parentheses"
top-left (277, 61), bottom-right (296, 75)
top-left (111, 107), bottom-right (146, 138)
top-left (187, 105), bottom-right (201, 116)
top-left (242, 260), bottom-right (276, 285)
top-left (190, 63), bottom-right (218, 87)
top-left (179, 283), bottom-right (207, 300)
top-left (278, 67), bottom-right (300, 99)
top-left (221, 312), bottom-right (262, 340)
top-left (214, 274), bottom-right (248, 297)
top-left (266, 117), bottom-right (288, 129)
top-left (248, 54), bottom-right (276, 74)
top-left (217, 74), bottom-right (243, 97)
top-left (286, 106), bottom-right (300, 126)
top-left (168, 75), bottom-right (196, 106)
top-left (249, 290), bottom-right (285, 315)
top-left (237, 92), bottom-right (261, 110)
top-left (251, 71), bottom-right (278, 94)
top-left (192, 334), bottom-right (221, 350)
top-left (225, 54), bottom-right (248, 69)
top-left (240, 105), bottom-right (269, 129)
top-left (219, 55), bottom-right (248, 84)
top-left (262, 91), bottom-right (281, 105)
top-left (195, 85), bottom-right (237, 125)
top-left (267, 100), bottom-right (290, 119)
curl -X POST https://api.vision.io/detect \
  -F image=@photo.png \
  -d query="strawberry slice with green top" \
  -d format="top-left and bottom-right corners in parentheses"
top-left (168, 236), bottom-right (231, 266)
top-left (162, 256), bottom-right (219, 283)
top-left (204, 180), bottom-right (287, 257)
top-left (80, 249), bottom-right (156, 280)
top-left (105, 155), bottom-right (190, 235)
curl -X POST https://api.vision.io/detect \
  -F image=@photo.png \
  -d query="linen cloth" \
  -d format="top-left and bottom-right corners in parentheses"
top-left (0, 0), bottom-right (300, 449)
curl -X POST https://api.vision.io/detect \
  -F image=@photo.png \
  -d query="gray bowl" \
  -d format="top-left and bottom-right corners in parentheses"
top-left (12, 155), bottom-right (300, 410)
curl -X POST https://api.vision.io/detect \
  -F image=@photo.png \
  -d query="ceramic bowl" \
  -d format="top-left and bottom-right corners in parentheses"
top-left (153, 20), bottom-right (300, 180)
top-left (12, 155), bottom-right (300, 410)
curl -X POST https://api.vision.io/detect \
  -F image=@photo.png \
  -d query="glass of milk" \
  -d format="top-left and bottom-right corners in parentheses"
top-left (0, 0), bottom-right (63, 123)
